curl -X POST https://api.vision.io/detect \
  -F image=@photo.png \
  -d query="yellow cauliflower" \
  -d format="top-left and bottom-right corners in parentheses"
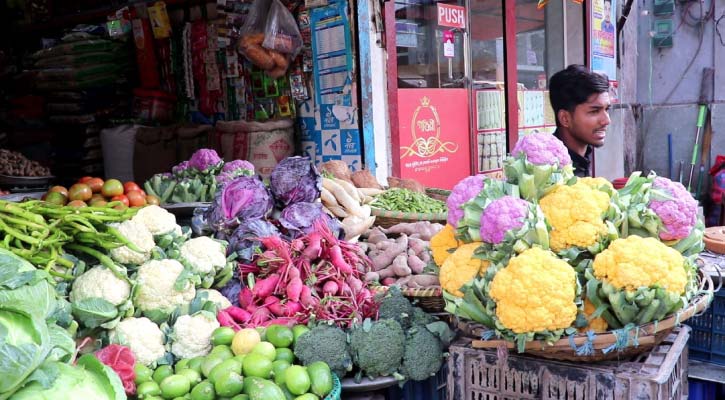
top-left (592, 236), bottom-right (686, 294)
top-left (577, 177), bottom-right (613, 191)
top-left (579, 298), bottom-right (608, 333)
top-left (489, 247), bottom-right (577, 334)
top-left (430, 224), bottom-right (461, 267)
top-left (439, 242), bottom-right (489, 297)
top-left (540, 181), bottom-right (610, 252)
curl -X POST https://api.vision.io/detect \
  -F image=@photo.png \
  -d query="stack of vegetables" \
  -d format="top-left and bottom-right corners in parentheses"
top-left (144, 149), bottom-right (255, 204)
top-left (437, 132), bottom-right (705, 352)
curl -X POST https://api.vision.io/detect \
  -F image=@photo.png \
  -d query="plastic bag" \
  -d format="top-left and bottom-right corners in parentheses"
top-left (240, 0), bottom-right (272, 36)
top-left (262, 0), bottom-right (303, 58)
top-left (238, 0), bottom-right (275, 70)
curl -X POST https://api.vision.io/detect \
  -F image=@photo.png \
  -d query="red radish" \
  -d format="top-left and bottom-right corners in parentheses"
top-left (239, 287), bottom-right (254, 309)
top-left (322, 281), bottom-right (339, 296)
top-left (217, 310), bottom-right (241, 331)
top-left (299, 285), bottom-right (316, 307)
top-left (290, 238), bottom-right (305, 251)
top-left (225, 306), bottom-right (252, 323)
top-left (287, 277), bottom-right (303, 302)
top-left (346, 276), bottom-right (363, 292)
top-left (283, 301), bottom-right (302, 317)
top-left (252, 274), bottom-right (280, 299)
top-left (268, 300), bottom-right (285, 317)
top-left (327, 244), bottom-right (353, 275)
top-left (302, 232), bottom-right (323, 259)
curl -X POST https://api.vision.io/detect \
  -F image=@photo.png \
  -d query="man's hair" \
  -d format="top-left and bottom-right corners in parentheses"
top-left (549, 64), bottom-right (609, 126)
top-left (604, 0), bottom-right (611, 4)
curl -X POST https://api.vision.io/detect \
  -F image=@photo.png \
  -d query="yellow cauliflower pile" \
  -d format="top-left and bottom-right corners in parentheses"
top-left (580, 299), bottom-right (608, 333)
top-left (488, 247), bottom-right (578, 334)
top-left (540, 181), bottom-right (611, 253)
top-left (439, 243), bottom-right (489, 297)
top-left (430, 224), bottom-right (461, 267)
top-left (592, 236), bottom-right (687, 295)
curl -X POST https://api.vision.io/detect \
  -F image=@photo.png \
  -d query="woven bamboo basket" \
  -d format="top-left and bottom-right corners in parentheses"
top-left (704, 226), bottom-right (725, 254)
top-left (370, 208), bottom-right (447, 228)
top-left (372, 285), bottom-right (445, 312)
top-left (456, 270), bottom-right (715, 362)
top-left (424, 188), bottom-right (451, 202)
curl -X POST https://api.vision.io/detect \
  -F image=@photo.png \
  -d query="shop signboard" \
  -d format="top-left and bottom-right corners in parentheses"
top-left (591, 0), bottom-right (618, 102)
top-left (437, 4), bottom-right (465, 29)
top-left (397, 89), bottom-right (470, 189)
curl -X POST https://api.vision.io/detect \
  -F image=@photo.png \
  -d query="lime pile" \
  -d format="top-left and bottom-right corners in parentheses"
top-left (133, 325), bottom-right (333, 400)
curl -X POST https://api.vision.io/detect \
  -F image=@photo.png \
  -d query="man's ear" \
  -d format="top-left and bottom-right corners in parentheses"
top-left (557, 109), bottom-right (571, 128)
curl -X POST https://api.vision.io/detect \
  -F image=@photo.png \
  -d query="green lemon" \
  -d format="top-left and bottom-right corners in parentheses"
top-left (160, 374), bottom-right (191, 399)
top-left (212, 327), bottom-right (236, 346)
top-left (201, 355), bottom-right (225, 378)
top-left (295, 394), bottom-right (319, 400)
top-left (214, 371), bottom-right (244, 397)
top-left (211, 345), bottom-right (235, 360)
top-left (271, 360), bottom-right (291, 386)
top-left (177, 368), bottom-right (202, 386)
top-left (274, 348), bottom-right (295, 364)
top-left (153, 365), bottom-right (175, 384)
top-left (209, 358), bottom-right (243, 384)
top-left (135, 363), bottom-right (154, 384)
top-left (250, 342), bottom-right (277, 361)
top-left (137, 380), bottom-right (162, 397)
top-left (284, 366), bottom-right (311, 395)
top-left (175, 359), bottom-right (191, 372)
top-left (189, 380), bottom-right (215, 400)
top-left (291, 325), bottom-right (310, 346)
top-left (266, 325), bottom-right (294, 348)
top-left (306, 361), bottom-right (333, 397)
top-left (187, 357), bottom-right (205, 374)
top-left (242, 353), bottom-right (274, 379)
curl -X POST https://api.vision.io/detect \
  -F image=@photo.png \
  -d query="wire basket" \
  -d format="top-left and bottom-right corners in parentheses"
top-left (456, 270), bottom-right (715, 362)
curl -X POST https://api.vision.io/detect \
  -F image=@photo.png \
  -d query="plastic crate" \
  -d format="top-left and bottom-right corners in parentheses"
top-left (386, 363), bottom-right (448, 400)
top-left (688, 379), bottom-right (725, 400)
top-left (687, 289), bottom-right (725, 365)
top-left (447, 326), bottom-right (690, 400)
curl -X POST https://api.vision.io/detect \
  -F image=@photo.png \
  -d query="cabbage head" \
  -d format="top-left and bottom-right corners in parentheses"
top-left (270, 156), bottom-right (321, 207)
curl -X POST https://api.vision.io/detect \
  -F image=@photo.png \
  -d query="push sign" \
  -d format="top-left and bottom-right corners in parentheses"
top-left (437, 4), bottom-right (465, 29)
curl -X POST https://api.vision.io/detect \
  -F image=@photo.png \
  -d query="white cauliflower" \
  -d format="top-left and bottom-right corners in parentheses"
top-left (170, 312), bottom-right (220, 359)
top-left (70, 266), bottom-right (131, 306)
top-left (110, 317), bottom-right (166, 366)
top-left (132, 205), bottom-right (180, 236)
top-left (199, 289), bottom-right (232, 310)
top-left (109, 219), bottom-right (155, 265)
top-left (180, 236), bottom-right (226, 274)
top-left (135, 259), bottom-right (196, 318)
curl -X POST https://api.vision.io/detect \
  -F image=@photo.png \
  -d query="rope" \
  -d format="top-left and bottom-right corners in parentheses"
top-left (568, 331), bottom-right (596, 356)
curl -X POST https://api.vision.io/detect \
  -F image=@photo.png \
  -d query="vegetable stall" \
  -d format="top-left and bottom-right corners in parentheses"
top-left (0, 132), bottom-right (718, 400)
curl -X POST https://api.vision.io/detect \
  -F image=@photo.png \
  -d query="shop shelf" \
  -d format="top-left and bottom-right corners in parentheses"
top-left (447, 326), bottom-right (689, 400)
top-left (687, 289), bottom-right (725, 365)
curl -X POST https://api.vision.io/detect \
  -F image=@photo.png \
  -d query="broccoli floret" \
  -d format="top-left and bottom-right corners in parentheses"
top-left (412, 307), bottom-right (437, 327)
top-left (400, 326), bottom-right (444, 381)
top-left (293, 325), bottom-right (353, 377)
top-left (378, 286), bottom-right (414, 329)
top-left (350, 319), bottom-right (405, 379)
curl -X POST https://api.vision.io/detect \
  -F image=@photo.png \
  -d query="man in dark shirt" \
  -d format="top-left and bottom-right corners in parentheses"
top-left (548, 65), bottom-right (611, 177)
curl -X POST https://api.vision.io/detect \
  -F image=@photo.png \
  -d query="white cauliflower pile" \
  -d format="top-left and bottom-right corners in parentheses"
top-left (170, 313), bottom-right (220, 359)
top-left (180, 236), bottom-right (227, 274)
top-left (110, 317), bottom-right (166, 366)
top-left (109, 219), bottom-right (155, 265)
top-left (198, 289), bottom-right (232, 310)
top-left (134, 259), bottom-right (196, 320)
top-left (70, 265), bottom-right (131, 306)
top-left (132, 205), bottom-right (182, 236)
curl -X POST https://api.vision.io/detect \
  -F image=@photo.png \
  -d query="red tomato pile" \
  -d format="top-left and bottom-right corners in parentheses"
top-left (43, 177), bottom-right (160, 208)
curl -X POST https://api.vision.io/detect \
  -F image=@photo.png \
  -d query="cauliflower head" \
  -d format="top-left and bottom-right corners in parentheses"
top-left (170, 313), bottom-right (220, 359)
top-left (649, 177), bottom-right (698, 241)
top-left (592, 236), bottom-right (687, 294)
top-left (70, 266), bottom-right (131, 306)
top-left (540, 182), bottom-right (610, 252)
top-left (180, 236), bottom-right (226, 274)
top-left (110, 317), bottom-right (166, 366)
top-left (446, 175), bottom-right (485, 228)
top-left (510, 132), bottom-right (572, 167)
top-left (440, 243), bottom-right (490, 297)
top-left (579, 298), bottom-right (608, 333)
top-left (430, 224), bottom-right (461, 267)
top-left (135, 259), bottom-right (196, 319)
top-left (198, 289), bottom-right (232, 310)
top-left (489, 247), bottom-right (577, 334)
top-left (480, 196), bottom-right (529, 244)
top-left (132, 205), bottom-right (180, 236)
top-left (110, 219), bottom-right (155, 265)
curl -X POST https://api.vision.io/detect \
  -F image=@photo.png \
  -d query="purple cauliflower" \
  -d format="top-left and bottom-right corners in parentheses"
top-left (480, 196), bottom-right (529, 244)
top-left (222, 159), bottom-right (255, 174)
top-left (649, 177), bottom-right (698, 240)
top-left (511, 132), bottom-right (571, 166)
top-left (447, 175), bottom-right (486, 228)
top-left (189, 148), bottom-right (223, 172)
top-left (172, 161), bottom-right (190, 175)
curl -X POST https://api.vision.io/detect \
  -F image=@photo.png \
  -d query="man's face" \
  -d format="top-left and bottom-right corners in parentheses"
top-left (564, 92), bottom-right (611, 148)
top-left (604, 2), bottom-right (611, 23)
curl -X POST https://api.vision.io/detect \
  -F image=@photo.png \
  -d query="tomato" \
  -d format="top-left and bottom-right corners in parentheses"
top-left (89, 198), bottom-right (107, 207)
top-left (113, 203), bottom-right (128, 211)
top-left (48, 186), bottom-right (68, 198)
top-left (86, 177), bottom-right (104, 193)
top-left (45, 191), bottom-right (67, 206)
top-left (146, 195), bottom-right (160, 205)
top-left (111, 194), bottom-right (129, 207)
top-left (123, 181), bottom-right (141, 194)
top-left (68, 183), bottom-right (93, 201)
top-left (126, 190), bottom-right (147, 207)
top-left (67, 200), bottom-right (88, 208)
top-left (78, 176), bottom-right (94, 183)
top-left (102, 179), bottom-right (124, 197)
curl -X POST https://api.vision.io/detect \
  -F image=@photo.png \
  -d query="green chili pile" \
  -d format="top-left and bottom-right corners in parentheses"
top-left (370, 188), bottom-right (447, 214)
top-left (0, 200), bottom-right (138, 281)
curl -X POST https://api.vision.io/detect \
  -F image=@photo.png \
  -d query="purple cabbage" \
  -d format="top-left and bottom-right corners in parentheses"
top-left (228, 219), bottom-right (281, 263)
top-left (447, 175), bottom-right (486, 228)
top-left (270, 156), bottom-right (321, 207)
top-left (511, 132), bottom-right (572, 166)
top-left (279, 202), bottom-right (343, 239)
top-left (189, 148), bottom-right (223, 172)
top-left (649, 177), bottom-right (698, 240)
top-left (207, 176), bottom-right (273, 232)
top-left (480, 196), bottom-right (529, 244)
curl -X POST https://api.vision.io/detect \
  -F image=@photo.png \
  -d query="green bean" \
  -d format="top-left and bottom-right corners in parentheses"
top-left (0, 201), bottom-right (46, 224)
top-left (0, 213), bottom-right (49, 232)
top-left (104, 225), bottom-right (144, 253)
top-left (62, 214), bottom-right (98, 232)
top-left (0, 218), bottom-right (42, 245)
top-left (65, 244), bottom-right (126, 280)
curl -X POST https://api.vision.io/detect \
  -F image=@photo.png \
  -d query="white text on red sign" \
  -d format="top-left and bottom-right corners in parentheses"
top-left (437, 4), bottom-right (465, 29)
